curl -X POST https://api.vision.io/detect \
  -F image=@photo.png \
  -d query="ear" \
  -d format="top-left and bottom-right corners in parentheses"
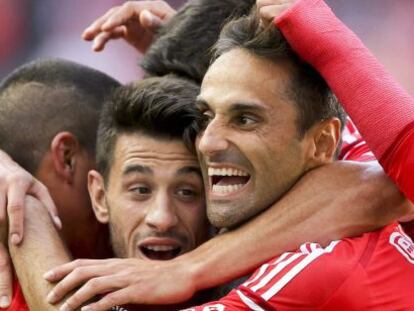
top-left (50, 132), bottom-right (79, 184)
top-left (306, 118), bottom-right (341, 168)
top-left (88, 170), bottom-right (109, 224)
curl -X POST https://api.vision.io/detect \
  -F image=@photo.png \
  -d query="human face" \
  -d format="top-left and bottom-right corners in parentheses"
top-left (104, 133), bottom-right (208, 260)
top-left (197, 48), bottom-right (312, 228)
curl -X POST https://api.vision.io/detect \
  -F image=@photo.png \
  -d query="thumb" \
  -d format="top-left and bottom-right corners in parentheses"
top-left (139, 10), bottom-right (163, 30)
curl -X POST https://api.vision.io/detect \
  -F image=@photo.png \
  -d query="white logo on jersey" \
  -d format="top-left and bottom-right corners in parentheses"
top-left (202, 304), bottom-right (225, 311)
top-left (390, 231), bottom-right (414, 264)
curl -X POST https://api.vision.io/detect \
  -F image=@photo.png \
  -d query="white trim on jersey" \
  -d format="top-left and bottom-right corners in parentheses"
top-left (325, 240), bottom-right (340, 252)
top-left (299, 242), bottom-right (322, 254)
top-left (299, 243), bottom-right (310, 254)
top-left (244, 240), bottom-right (340, 301)
top-left (250, 253), bottom-right (304, 292)
top-left (236, 290), bottom-right (265, 311)
top-left (243, 253), bottom-right (290, 288)
top-left (261, 249), bottom-right (325, 300)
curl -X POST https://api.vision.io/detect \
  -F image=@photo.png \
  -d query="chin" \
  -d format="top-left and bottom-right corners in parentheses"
top-left (207, 207), bottom-right (244, 229)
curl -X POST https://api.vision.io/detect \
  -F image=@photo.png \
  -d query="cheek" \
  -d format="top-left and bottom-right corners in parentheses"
top-left (178, 203), bottom-right (207, 237)
top-left (110, 202), bottom-right (147, 238)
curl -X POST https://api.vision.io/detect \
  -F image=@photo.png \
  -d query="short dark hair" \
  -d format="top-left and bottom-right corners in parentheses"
top-left (141, 0), bottom-right (255, 82)
top-left (213, 11), bottom-right (346, 137)
top-left (0, 58), bottom-right (120, 174)
top-left (96, 74), bottom-right (201, 180)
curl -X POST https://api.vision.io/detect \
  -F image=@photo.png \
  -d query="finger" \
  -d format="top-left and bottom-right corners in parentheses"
top-left (6, 180), bottom-right (28, 244)
top-left (101, 1), bottom-right (175, 31)
top-left (82, 7), bottom-right (119, 40)
top-left (80, 288), bottom-right (135, 311)
top-left (29, 181), bottom-right (61, 229)
top-left (258, 3), bottom-right (292, 22)
top-left (257, 0), bottom-right (293, 8)
top-left (0, 244), bottom-right (12, 309)
top-left (44, 259), bottom-right (104, 282)
top-left (139, 9), bottom-right (163, 30)
top-left (60, 276), bottom-right (126, 311)
top-left (47, 265), bottom-right (112, 304)
top-left (92, 27), bottom-right (126, 52)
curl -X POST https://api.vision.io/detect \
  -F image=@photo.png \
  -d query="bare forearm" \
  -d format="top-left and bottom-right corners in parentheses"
top-left (181, 161), bottom-right (410, 291)
top-left (9, 197), bottom-right (71, 310)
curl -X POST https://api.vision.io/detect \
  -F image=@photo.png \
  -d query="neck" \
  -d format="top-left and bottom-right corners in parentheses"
top-left (66, 220), bottom-right (113, 259)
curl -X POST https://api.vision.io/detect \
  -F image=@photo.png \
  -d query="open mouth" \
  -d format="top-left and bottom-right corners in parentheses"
top-left (139, 245), bottom-right (182, 261)
top-left (208, 167), bottom-right (251, 195)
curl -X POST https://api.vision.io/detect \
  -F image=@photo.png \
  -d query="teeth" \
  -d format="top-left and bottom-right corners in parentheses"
top-left (144, 245), bottom-right (176, 252)
top-left (212, 184), bottom-right (244, 194)
top-left (208, 167), bottom-right (249, 177)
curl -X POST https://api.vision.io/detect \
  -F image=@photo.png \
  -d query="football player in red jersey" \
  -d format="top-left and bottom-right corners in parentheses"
top-left (39, 1), bottom-right (414, 310)
top-left (188, 0), bottom-right (414, 309)
top-left (3, 1), bottom-right (414, 310)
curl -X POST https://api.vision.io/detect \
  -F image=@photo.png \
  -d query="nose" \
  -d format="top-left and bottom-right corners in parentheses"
top-left (197, 119), bottom-right (229, 157)
top-left (145, 192), bottom-right (178, 232)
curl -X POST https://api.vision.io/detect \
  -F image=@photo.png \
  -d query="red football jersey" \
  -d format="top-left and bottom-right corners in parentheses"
top-left (186, 223), bottom-right (414, 310)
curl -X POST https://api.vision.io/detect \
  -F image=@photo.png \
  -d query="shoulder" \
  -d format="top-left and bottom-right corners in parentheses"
top-left (240, 238), bottom-right (372, 309)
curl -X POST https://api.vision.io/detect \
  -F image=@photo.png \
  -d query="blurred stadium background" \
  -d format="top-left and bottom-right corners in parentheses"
top-left (1, 0), bottom-right (413, 95)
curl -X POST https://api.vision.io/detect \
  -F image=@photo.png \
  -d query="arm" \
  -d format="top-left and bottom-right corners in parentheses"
top-left (267, 0), bottom-right (414, 202)
top-left (44, 161), bottom-right (411, 311)
top-left (0, 150), bottom-right (60, 308)
top-left (9, 196), bottom-right (71, 310)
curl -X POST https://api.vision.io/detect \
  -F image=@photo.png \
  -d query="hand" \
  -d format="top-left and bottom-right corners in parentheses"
top-left (0, 150), bottom-right (61, 245)
top-left (82, 1), bottom-right (176, 53)
top-left (0, 228), bottom-right (11, 308)
top-left (256, 0), bottom-right (298, 24)
top-left (45, 258), bottom-right (196, 311)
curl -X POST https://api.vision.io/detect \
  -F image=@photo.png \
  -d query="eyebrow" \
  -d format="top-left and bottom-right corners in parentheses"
top-left (195, 96), bottom-right (266, 114)
top-left (123, 164), bottom-right (153, 176)
top-left (228, 102), bottom-right (266, 114)
top-left (176, 166), bottom-right (202, 178)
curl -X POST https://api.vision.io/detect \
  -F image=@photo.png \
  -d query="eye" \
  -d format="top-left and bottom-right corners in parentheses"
top-left (235, 114), bottom-right (258, 127)
top-left (129, 186), bottom-right (151, 195)
top-left (176, 187), bottom-right (200, 202)
top-left (177, 188), bottom-right (196, 197)
top-left (198, 110), bottom-right (214, 130)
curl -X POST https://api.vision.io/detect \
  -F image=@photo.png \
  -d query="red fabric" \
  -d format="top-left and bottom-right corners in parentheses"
top-left (187, 224), bottom-right (414, 310)
top-left (1, 279), bottom-right (28, 311)
top-left (339, 118), bottom-right (375, 162)
top-left (274, 0), bottom-right (414, 202)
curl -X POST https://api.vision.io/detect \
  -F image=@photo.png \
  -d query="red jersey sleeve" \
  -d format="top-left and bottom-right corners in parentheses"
top-left (274, 0), bottom-right (414, 202)
top-left (1, 279), bottom-right (29, 311)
